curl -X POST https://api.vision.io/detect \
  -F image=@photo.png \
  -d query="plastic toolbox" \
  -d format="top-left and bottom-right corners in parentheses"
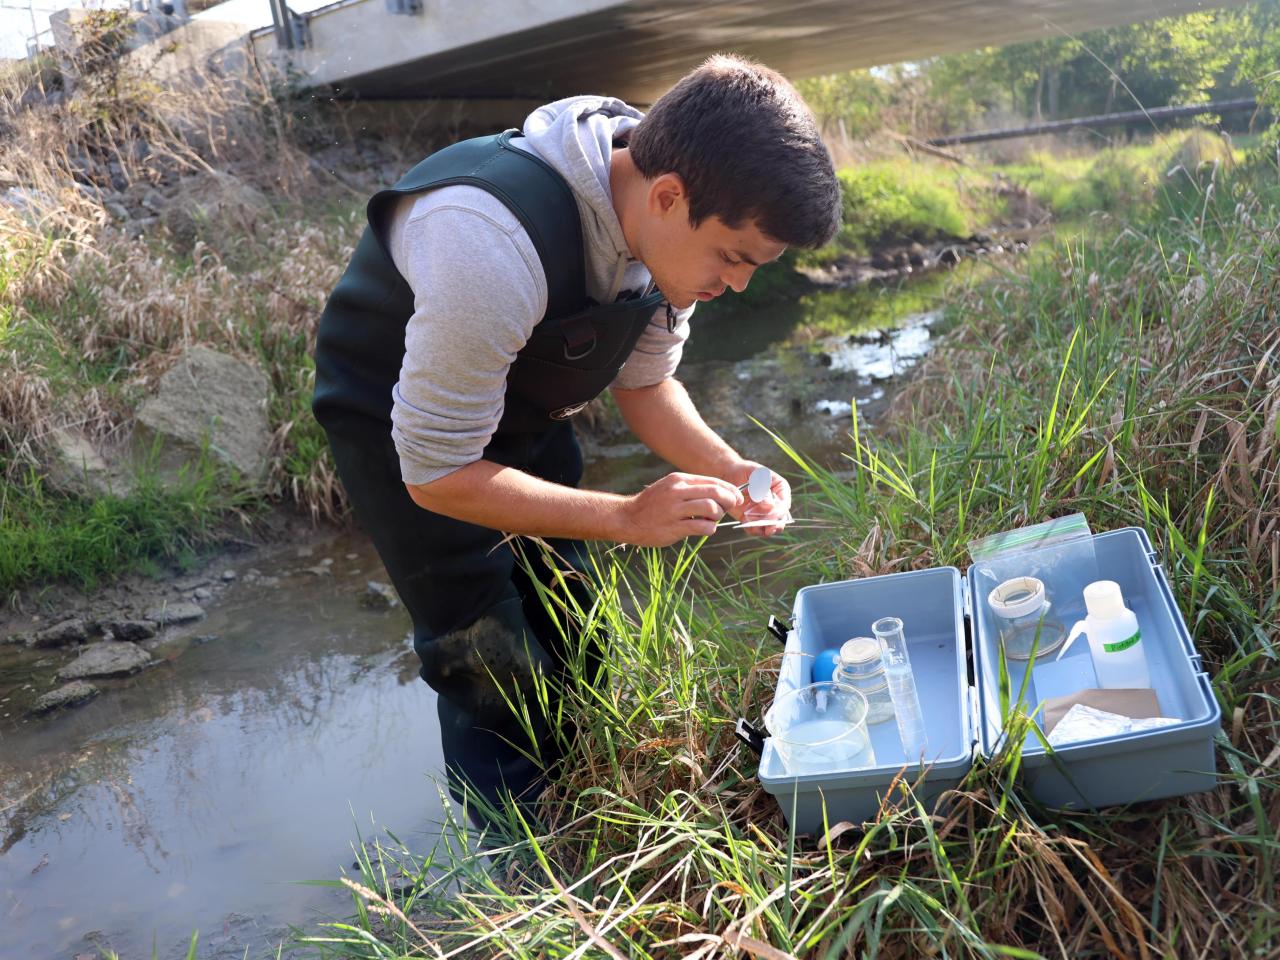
top-left (737, 527), bottom-right (1221, 834)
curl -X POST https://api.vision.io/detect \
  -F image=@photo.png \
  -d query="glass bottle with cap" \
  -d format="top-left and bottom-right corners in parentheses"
top-left (833, 637), bottom-right (896, 725)
top-left (986, 575), bottom-right (1068, 661)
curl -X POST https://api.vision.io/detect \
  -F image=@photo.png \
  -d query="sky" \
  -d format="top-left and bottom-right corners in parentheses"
top-left (0, 0), bottom-right (93, 59)
top-left (0, 0), bottom-right (338, 60)
top-left (0, 0), bottom-right (157, 60)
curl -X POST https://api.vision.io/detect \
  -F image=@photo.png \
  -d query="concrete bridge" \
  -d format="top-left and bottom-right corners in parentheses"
top-left (245, 0), bottom-right (1239, 103)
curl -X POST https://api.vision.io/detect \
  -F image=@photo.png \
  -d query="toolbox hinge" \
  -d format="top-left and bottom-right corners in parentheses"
top-left (967, 684), bottom-right (981, 754)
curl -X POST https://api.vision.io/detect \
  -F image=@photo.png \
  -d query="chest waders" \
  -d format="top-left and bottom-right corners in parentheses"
top-left (312, 132), bottom-right (665, 824)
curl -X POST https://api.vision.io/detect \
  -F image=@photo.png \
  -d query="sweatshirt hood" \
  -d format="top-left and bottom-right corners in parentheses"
top-left (519, 96), bottom-right (644, 301)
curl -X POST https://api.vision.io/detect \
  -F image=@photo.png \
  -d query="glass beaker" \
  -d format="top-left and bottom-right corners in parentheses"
top-left (986, 576), bottom-right (1067, 661)
top-left (764, 682), bottom-right (876, 776)
top-left (833, 637), bottom-right (896, 725)
top-left (871, 617), bottom-right (929, 758)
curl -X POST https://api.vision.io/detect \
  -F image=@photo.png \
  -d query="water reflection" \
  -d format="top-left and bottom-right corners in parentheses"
top-left (0, 534), bottom-right (445, 960)
top-left (813, 311), bottom-right (936, 378)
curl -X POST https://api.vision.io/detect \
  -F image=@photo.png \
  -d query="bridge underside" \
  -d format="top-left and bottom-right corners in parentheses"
top-left (257, 0), bottom-right (1239, 103)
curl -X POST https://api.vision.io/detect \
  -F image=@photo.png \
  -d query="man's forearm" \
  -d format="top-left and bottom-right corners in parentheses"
top-left (406, 460), bottom-right (628, 541)
top-left (611, 379), bottom-right (745, 480)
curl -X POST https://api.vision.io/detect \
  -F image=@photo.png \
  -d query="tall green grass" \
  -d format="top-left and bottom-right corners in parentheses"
top-left (0, 457), bottom-right (254, 596)
top-left (304, 157), bottom-right (1278, 957)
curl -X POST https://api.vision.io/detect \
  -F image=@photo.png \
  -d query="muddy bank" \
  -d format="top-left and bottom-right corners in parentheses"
top-left (0, 511), bottom-right (401, 722)
top-left (796, 224), bottom-right (1042, 290)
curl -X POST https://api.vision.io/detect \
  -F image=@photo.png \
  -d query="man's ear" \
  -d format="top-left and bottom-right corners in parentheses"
top-left (647, 172), bottom-right (688, 217)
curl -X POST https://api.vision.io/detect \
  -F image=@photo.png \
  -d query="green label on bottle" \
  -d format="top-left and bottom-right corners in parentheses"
top-left (1104, 630), bottom-right (1141, 653)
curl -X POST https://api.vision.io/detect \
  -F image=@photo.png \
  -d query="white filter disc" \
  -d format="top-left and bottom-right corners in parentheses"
top-left (747, 466), bottom-right (773, 502)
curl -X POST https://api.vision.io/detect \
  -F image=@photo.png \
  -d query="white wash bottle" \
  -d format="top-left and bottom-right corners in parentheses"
top-left (1067, 580), bottom-right (1151, 689)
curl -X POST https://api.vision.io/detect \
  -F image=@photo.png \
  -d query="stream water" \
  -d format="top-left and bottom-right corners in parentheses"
top-left (581, 272), bottom-right (958, 492)
top-left (1, 534), bottom-right (440, 958)
top-left (0, 266), bottom-right (971, 959)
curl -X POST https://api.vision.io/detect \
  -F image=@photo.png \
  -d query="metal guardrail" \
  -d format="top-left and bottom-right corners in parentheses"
top-left (268, 0), bottom-right (310, 48)
top-left (258, 0), bottom-right (414, 48)
top-left (926, 98), bottom-right (1260, 146)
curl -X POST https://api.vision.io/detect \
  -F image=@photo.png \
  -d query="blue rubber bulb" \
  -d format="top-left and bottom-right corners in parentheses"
top-left (812, 647), bottom-right (841, 685)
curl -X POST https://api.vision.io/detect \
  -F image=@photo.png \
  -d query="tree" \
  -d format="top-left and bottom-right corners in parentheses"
top-left (793, 4), bottom-right (1279, 139)
top-left (922, 5), bottom-right (1270, 129)
top-left (794, 70), bottom-right (887, 142)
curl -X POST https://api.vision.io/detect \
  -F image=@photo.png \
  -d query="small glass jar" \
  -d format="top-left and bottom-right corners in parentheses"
top-left (987, 576), bottom-right (1067, 660)
top-left (833, 636), bottom-right (896, 725)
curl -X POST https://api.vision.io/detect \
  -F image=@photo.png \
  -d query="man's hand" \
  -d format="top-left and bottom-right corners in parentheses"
top-left (618, 472), bottom-right (744, 547)
top-left (406, 378), bottom-right (793, 546)
top-left (405, 461), bottom-right (745, 547)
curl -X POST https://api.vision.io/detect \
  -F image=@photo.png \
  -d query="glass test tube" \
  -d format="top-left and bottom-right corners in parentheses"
top-left (872, 616), bottom-right (929, 759)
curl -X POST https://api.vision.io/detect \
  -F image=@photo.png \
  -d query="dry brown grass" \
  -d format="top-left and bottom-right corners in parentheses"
top-left (0, 12), bottom-right (368, 520)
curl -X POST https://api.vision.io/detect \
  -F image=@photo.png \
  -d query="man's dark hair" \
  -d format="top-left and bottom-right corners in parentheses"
top-left (629, 54), bottom-right (841, 249)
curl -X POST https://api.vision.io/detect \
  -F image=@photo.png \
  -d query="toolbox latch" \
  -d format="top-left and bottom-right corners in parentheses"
top-left (765, 615), bottom-right (790, 646)
top-left (734, 717), bottom-right (767, 756)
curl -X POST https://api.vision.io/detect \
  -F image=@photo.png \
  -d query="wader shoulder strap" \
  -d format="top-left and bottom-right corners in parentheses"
top-left (366, 131), bottom-right (587, 321)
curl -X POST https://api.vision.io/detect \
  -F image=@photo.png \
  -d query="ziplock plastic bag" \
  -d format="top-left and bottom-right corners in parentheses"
top-left (967, 514), bottom-right (1100, 661)
top-left (968, 513), bottom-right (1093, 563)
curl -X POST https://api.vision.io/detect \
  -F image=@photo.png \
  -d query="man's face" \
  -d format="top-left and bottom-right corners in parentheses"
top-left (636, 175), bottom-right (787, 310)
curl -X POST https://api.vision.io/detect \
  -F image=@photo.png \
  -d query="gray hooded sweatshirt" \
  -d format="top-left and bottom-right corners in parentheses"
top-left (384, 96), bottom-right (693, 486)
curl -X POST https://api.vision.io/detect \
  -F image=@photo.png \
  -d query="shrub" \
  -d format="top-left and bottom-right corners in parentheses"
top-left (795, 161), bottom-right (975, 267)
top-left (1059, 150), bottom-right (1155, 217)
top-left (834, 163), bottom-right (971, 252)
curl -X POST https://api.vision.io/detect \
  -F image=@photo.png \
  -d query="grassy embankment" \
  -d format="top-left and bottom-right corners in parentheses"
top-left (307, 152), bottom-right (1279, 957)
top-left (0, 40), bottom-right (363, 596)
top-left (743, 129), bottom-right (1243, 308)
top-left (803, 161), bottom-right (982, 261)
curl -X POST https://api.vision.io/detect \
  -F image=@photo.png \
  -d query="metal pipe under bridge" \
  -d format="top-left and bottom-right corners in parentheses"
top-left (927, 98), bottom-right (1262, 146)
top-left (251, 0), bottom-right (1251, 103)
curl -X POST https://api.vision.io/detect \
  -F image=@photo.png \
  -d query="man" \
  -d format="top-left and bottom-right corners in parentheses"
top-left (312, 54), bottom-right (841, 825)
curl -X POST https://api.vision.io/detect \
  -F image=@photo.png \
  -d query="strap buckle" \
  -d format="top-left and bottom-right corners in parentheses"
top-left (560, 315), bottom-right (597, 361)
